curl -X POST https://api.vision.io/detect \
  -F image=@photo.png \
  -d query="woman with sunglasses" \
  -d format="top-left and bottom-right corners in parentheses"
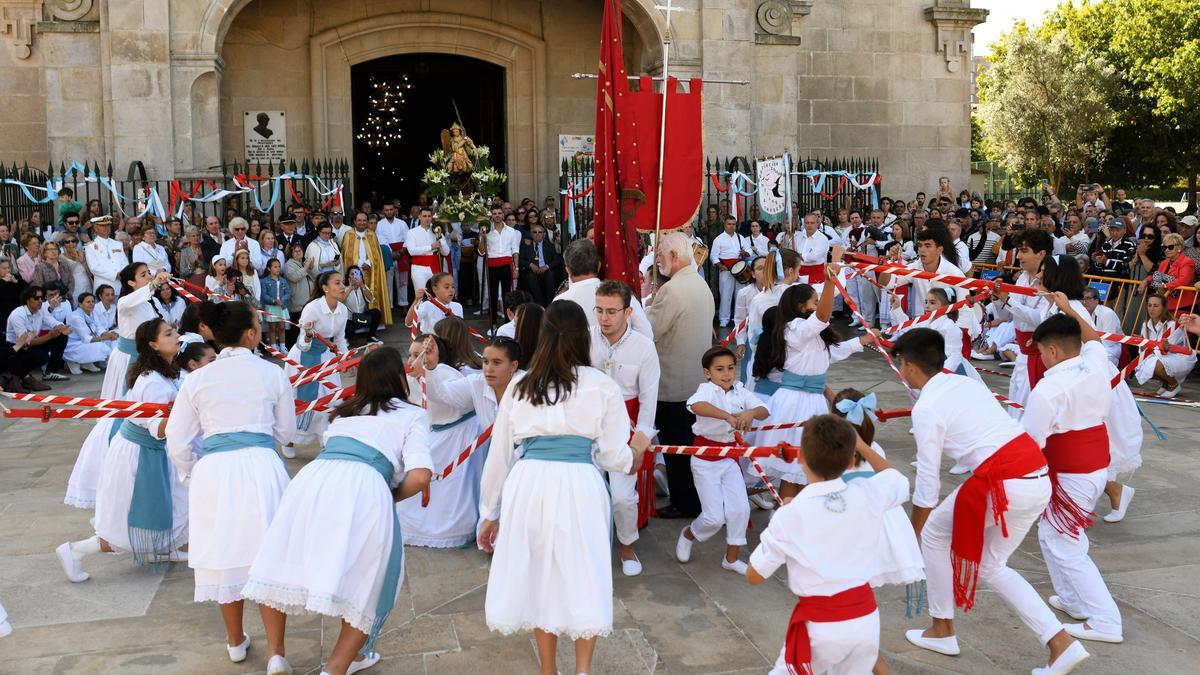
top-left (1141, 233), bottom-right (1196, 314)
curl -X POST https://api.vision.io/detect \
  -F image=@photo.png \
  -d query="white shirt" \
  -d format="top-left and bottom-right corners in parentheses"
top-left (747, 281), bottom-right (794, 345)
top-left (95, 301), bottom-right (117, 331)
top-left (479, 367), bottom-right (634, 521)
top-left (66, 307), bottom-right (106, 345)
top-left (911, 372), bottom-right (1030, 508)
top-left (748, 233), bottom-right (770, 258)
top-left (412, 298), bottom-right (463, 335)
top-left (749, 470), bottom-right (909, 596)
top-left (83, 236), bottom-right (128, 290)
top-left (783, 314), bottom-right (863, 375)
top-left (1022, 341), bottom-right (1113, 449)
top-left (5, 305), bottom-right (63, 344)
top-left (733, 284), bottom-right (761, 345)
top-left (589, 325), bottom-right (660, 435)
top-left (889, 308), bottom-right (967, 374)
top-left (830, 225), bottom-right (854, 250)
top-left (496, 320), bottom-right (516, 339)
top-left (114, 283), bottom-right (159, 339)
top-left (485, 224), bottom-right (522, 259)
top-left (790, 229), bottom-right (831, 265)
top-left (375, 217), bottom-right (409, 248)
top-left (991, 271), bottom-right (1045, 332)
top-left (1089, 304), bottom-right (1123, 366)
top-left (686, 380), bottom-right (765, 443)
top-left (322, 403), bottom-right (433, 487)
top-left (953, 239), bottom-right (972, 274)
top-left (219, 236), bottom-right (265, 271)
top-left (557, 277), bottom-right (653, 339)
top-left (297, 297), bottom-right (350, 353)
top-left (125, 372), bottom-right (180, 438)
top-left (407, 364), bottom-right (474, 425)
top-left (152, 297), bottom-right (186, 327)
top-left (132, 241), bottom-right (172, 273)
top-left (709, 231), bottom-right (751, 264)
top-left (424, 371), bottom-right (508, 431)
top-left (165, 347), bottom-right (296, 478)
top-left (404, 225), bottom-right (449, 257)
top-left (888, 256), bottom-right (968, 306)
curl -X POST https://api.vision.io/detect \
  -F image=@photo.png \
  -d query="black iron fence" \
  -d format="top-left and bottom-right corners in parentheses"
top-left (0, 159), bottom-right (350, 230)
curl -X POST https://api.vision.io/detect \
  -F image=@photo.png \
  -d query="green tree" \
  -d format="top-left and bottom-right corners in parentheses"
top-left (977, 29), bottom-right (1116, 192)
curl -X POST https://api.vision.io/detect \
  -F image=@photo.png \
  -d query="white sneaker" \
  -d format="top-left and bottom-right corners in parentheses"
top-left (281, 444), bottom-right (296, 459)
top-left (54, 542), bottom-right (89, 583)
top-left (347, 651), bottom-right (381, 674)
top-left (949, 463), bottom-right (970, 475)
top-left (267, 654), bottom-right (293, 674)
top-left (66, 361), bottom-right (82, 375)
top-left (1103, 485), bottom-right (1134, 523)
top-left (0, 619), bottom-right (11, 638)
top-left (749, 492), bottom-right (775, 510)
top-left (675, 528), bottom-right (693, 563)
top-left (1160, 384), bottom-right (1182, 399)
top-left (80, 362), bottom-right (101, 373)
top-left (998, 360), bottom-right (1016, 368)
top-left (904, 628), bottom-right (960, 656)
top-left (227, 633), bottom-right (250, 663)
top-left (1063, 623), bottom-right (1123, 643)
top-left (970, 351), bottom-right (995, 361)
top-left (621, 555), bottom-right (643, 577)
top-left (1047, 595), bottom-right (1088, 621)
top-left (1031, 640), bottom-right (1089, 675)
top-left (721, 558), bottom-right (748, 575)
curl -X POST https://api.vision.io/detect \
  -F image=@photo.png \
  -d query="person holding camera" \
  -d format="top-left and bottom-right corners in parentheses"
top-left (343, 264), bottom-right (381, 342)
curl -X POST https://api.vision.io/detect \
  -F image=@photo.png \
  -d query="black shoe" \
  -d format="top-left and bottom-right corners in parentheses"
top-left (656, 505), bottom-right (692, 519)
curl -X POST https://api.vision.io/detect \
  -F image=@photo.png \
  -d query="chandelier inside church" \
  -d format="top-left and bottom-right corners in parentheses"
top-left (356, 74), bottom-right (413, 173)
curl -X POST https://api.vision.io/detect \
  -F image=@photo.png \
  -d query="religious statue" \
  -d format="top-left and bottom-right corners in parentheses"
top-left (440, 122), bottom-right (476, 194)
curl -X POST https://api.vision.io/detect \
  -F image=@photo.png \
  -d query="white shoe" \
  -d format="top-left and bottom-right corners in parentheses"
top-left (227, 633), bottom-right (250, 663)
top-left (0, 619), bottom-right (11, 638)
top-left (1103, 485), bottom-right (1134, 523)
top-left (80, 362), bottom-right (101, 373)
top-left (1155, 387), bottom-right (1167, 396)
top-left (55, 542), bottom-right (89, 583)
top-left (281, 444), bottom-right (296, 459)
top-left (971, 351), bottom-right (995, 361)
top-left (949, 463), bottom-right (970, 475)
top-left (721, 558), bottom-right (748, 575)
top-left (1160, 384), bottom-right (1182, 399)
top-left (749, 492), bottom-right (775, 510)
top-left (1031, 640), bottom-right (1089, 675)
top-left (675, 528), bottom-right (693, 563)
top-left (1063, 623), bottom-right (1123, 644)
top-left (1047, 595), bottom-right (1088, 621)
top-left (347, 651), bottom-right (381, 674)
top-left (267, 654), bottom-right (293, 674)
top-left (904, 629), bottom-right (960, 656)
top-left (907, 427), bottom-right (915, 435)
top-left (66, 361), bottom-right (82, 375)
top-left (621, 555), bottom-right (643, 577)
top-left (998, 360), bottom-right (1016, 368)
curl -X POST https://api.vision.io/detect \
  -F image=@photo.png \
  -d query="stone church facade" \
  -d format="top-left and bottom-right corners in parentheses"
top-left (0, 0), bottom-right (986, 201)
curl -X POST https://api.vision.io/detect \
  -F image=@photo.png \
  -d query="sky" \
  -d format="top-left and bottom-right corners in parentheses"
top-left (972, 0), bottom-right (1064, 56)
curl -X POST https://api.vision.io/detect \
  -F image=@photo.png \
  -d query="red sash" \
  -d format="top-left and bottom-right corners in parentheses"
top-left (961, 327), bottom-right (973, 360)
top-left (720, 258), bottom-right (740, 269)
top-left (410, 254), bottom-right (441, 270)
top-left (692, 435), bottom-right (734, 462)
top-left (1042, 424), bottom-right (1109, 539)
top-left (625, 398), bottom-right (657, 528)
top-left (1014, 330), bottom-right (1047, 388)
top-left (894, 285), bottom-right (909, 314)
top-left (487, 255), bottom-right (513, 268)
top-left (950, 433), bottom-right (1047, 611)
top-left (388, 243), bottom-right (404, 255)
top-left (785, 584), bottom-right (877, 675)
top-left (798, 264), bottom-right (824, 284)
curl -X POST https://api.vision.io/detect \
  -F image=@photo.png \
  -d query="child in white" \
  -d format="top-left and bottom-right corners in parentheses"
top-left (677, 347), bottom-right (769, 574)
top-left (1134, 295), bottom-right (1197, 398)
top-left (747, 415), bottom-right (910, 675)
top-left (405, 272), bottom-right (463, 335)
top-left (889, 289), bottom-right (982, 381)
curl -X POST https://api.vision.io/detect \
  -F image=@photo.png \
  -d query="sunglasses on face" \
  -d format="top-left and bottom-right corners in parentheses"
top-left (1165, 244), bottom-right (1181, 250)
top-left (65, 220), bottom-right (79, 225)
top-left (1140, 233), bottom-right (1156, 239)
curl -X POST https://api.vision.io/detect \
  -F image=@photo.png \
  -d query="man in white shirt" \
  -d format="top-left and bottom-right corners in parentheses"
top-left (6, 285), bottom-right (73, 386)
top-left (789, 212), bottom-right (832, 284)
top-left (376, 203), bottom-right (410, 309)
top-left (893, 328), bottom-right (1087, 675)
top-left (709, 215), bottom-right (752, 327)
top-left (83, 216), bottom-right (128, 293)
top-left (990, 229), bottom-right (1055, 412)
top-left (589, 280), bottom-right (660, 577)
top-left (405, 207), bottom-right (449, 293)
top-left (219, 216), bottom-right (265, 270)
top-left (947, 220), bottom-right (972, 274)
top-left (484, 206), bottom-right (522, 324)
top-left (558, 239), bottom-right (653, 339)
top-left (1081, 287), bottom-right (1122, 366)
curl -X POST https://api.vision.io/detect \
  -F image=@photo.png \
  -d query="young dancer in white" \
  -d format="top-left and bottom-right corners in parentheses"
top-left (166, 301), bottom-right (296, 666)
top-left (988, 229), bottom-right (1054, 411)
top-left (287, 270), bottom-right (350, 452)
top-left (893, 328), bottom-right (1089, 675)
top-left (589, 280), bottom-right (660, 576)
top-left (478, 300), bottom-right (650, 675)
top-left (405, 272), bottom-right (463, 335)
top-left (243, 347), bottom-right (433, 675)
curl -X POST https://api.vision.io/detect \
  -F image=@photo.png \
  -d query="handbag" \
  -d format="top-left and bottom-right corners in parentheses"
top-left (348, 288), bottom-right (371, 326)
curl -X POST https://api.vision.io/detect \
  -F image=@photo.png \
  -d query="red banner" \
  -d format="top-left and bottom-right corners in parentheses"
top-left (626, 75), bottom-right (704, 233)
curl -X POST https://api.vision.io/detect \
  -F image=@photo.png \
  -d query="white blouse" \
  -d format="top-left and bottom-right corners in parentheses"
top-left (297, 297), bottom-right (350, 353)
top-left (890, 308), bottom-right (966, 374)
top-left (165, 347), bottom-right (297, 478)
top-left (132, 242), bottom-right (172, 273)
top-left (412, 299), bottom-right (463, 335)
top-left (116, 283), bottom-right (159, 340)
top-left (125, 371), bottom-right (180, 438)
top-left (423, 371), bottom-right (509, 431)
top-left (407, 364), bottom-right (474, 425)
top-left (321, 402), bottom-right (434, 487)
top-left (479, 367), bottom-right (634, 521)
top-left (783, 314), bottom-right (862, 374)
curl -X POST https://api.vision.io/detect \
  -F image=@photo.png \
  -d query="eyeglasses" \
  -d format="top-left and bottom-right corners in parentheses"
top-left (65, 220), bottom-right (79, 225)
top-left (63, 239), bottom-right (77, 244)
top-left (31, 295), bottom-right (44, 301)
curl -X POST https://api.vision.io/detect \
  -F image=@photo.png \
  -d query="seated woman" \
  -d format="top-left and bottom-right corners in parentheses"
top-left (1134, 293), bottom-right (1197, 398)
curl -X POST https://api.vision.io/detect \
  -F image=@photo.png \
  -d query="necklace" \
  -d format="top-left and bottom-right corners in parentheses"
top-left (602, 326), bottom-right (633, 375)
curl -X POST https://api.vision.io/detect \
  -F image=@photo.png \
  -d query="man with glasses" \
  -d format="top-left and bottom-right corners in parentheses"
top-left (4, 285), bottom-right (72, 391)
top-left (83, 216), bottom-right (128, 293)
top-left (518, 224), bottom-right (562, 305)
top-left (219, 216), bottom-right (265, 269)
top-left (54, 213), bottom-right (88, 246)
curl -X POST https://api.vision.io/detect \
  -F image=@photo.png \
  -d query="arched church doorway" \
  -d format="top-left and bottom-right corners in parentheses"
top-left (351, 54), bottom-right (506, 209)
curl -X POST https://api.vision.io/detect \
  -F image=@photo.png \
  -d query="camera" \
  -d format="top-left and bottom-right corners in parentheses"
top-left (862, 226), bottom-right (889, 242)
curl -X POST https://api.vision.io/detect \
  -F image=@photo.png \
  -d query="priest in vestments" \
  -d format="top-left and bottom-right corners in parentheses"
top-left (341, 211), bottom-right (393, 325)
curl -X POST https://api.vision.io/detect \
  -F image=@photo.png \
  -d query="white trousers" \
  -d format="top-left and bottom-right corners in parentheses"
top-left (768, 611), bottom-right (880, 675)
top-left (608, 469), bottom-right (639, 546)
top-left (717, 268), bottom-right (740, 325)
top-left (388, 263), bottom-right (409, 306)
top-left (849, 275), bottom-right (879, 326)
top-left (689, 458), bottom-right (749, 546)
top-left (411, 264), bottom-right (436, 294)
top-left (1008, 356), bottom-right (1031, 420)
top-left (1037, 469), bottom-right (1122, 635)
top-left (922, 474), bottom-right (1063, 644)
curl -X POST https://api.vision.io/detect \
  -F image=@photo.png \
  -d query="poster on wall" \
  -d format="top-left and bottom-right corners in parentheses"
top-left (559, 134), bottom-right (595, 171)
top-left (244, 111), bottom-right (287, 163)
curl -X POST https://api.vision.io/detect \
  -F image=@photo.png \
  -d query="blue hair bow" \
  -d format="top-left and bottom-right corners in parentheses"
top-left (835, 392), bottom-right (878, 425)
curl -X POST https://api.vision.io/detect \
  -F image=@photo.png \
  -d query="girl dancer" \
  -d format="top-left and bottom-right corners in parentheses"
top-left (745, 249), bottom-right (802, 380)
top-left (399, 335), bottom-right (482, 548)
top-left (1134, 293), bottom-right (1196, 398)
top-left (478, 301), bottom-right (650, 675)
top-left (243, 347), bottom-right (433, 675)
top-left (165, 301), bottom-right (296, 666)
top-left (56, 318), bottom-right (188, 581)
top-left (888, 289), bottom-right (982, 381)
top-left (287, 270), bottom-right (350, 450)
top-left (434, 315), bottom-right (483, 374)
top-left (64, 264), bottom-right (169, 509)
top-left (405, 272), bottom-right (462, 335)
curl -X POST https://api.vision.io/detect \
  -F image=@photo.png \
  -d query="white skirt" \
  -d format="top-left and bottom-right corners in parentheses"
top-left (871, 506), bottom-right (925, 587)
top-left (64, 340), bottom-right (112, 365)
top-left (243, 459), bottom-right (398, 634)
top-left (64, 419), bottom-right (115, 509)
top-left (1134, 351), bottom-right (1197, 385)
top-left (1107, 382), bottom-right (1145, 479)
top-left (100, 346), bottom-right (133, 399)
top-left (93, 432), bottom-right (189, 552)
top-left (188, 446), bottom-right (291, 604)
top-left (485, 459), bottom-right (614, 640)
top-left (396, 419), bottom-right (481, 548)
top-left (753, 388), bottom-right (827, 485)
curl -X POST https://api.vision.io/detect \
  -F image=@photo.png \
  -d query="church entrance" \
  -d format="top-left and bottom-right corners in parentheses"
top-left (351, 54), bottom-right (507, 210)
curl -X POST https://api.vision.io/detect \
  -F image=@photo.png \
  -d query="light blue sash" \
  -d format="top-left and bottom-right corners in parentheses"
top-left (519, 434), bottom-right (594, 464)
top-left (841, 470), bottom-right (874, 483)
top-left (116, 336), bottom-right (137, 356)
top-left (431, 409), bottom-right (476, 433)
top-left (296, 338), bottom-right (330, 404)
top-left (780, 370), bottom-right (827, 394)
top-left (954, 362), bottom-right (967, 376)
top-left (755, 378), bottom-right (781, 397)
top-left (202, 431), bottom-right (277, 455)
top-left (119, 420), bottom-right (173, 571)
top-left (317, 436), bottom-right (402, 654)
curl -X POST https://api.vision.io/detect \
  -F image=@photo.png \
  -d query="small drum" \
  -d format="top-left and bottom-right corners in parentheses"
top-left (730, 260), bottom-right (753, 284)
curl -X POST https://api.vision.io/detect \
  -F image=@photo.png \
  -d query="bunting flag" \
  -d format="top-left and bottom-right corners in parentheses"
top-left (755, 157), bottom-right (788, 223)
top-left (625, 75), bottom-right (704, 234)
top-left (592, 0), bottom-right (646, 295)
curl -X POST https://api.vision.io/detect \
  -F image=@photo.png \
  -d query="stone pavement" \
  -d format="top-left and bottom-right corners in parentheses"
top-left (1, 324), bottom-right (1198, 674)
